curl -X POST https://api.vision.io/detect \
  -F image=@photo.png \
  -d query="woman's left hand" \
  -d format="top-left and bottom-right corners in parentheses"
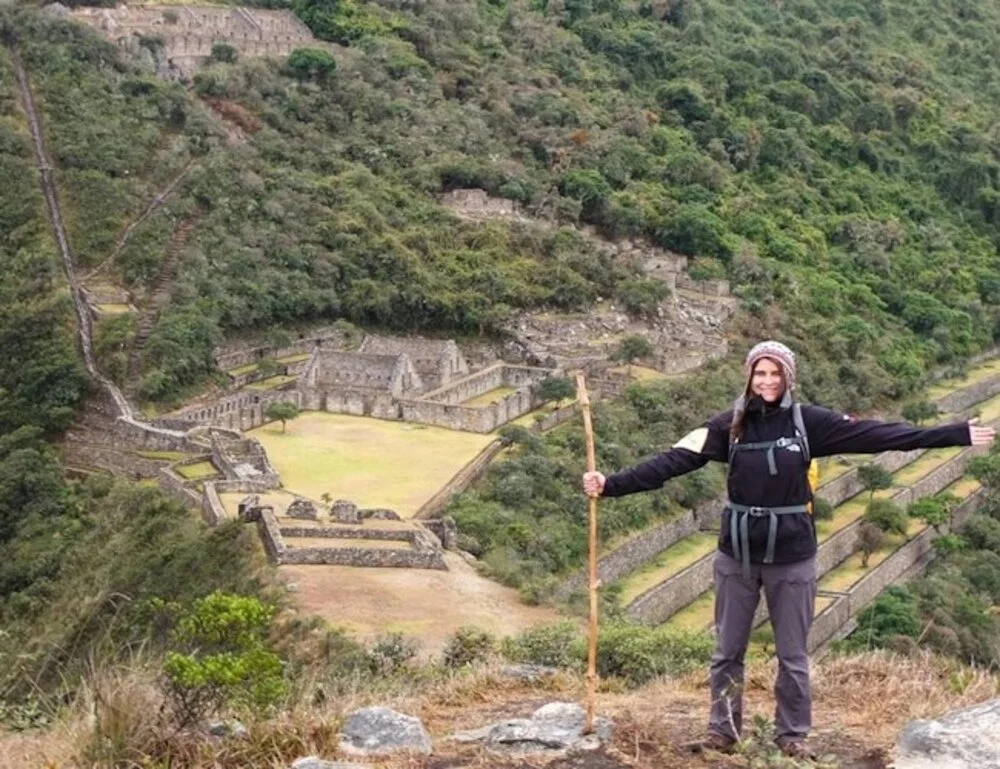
top-left (969, 418), bottom-right (997, 446)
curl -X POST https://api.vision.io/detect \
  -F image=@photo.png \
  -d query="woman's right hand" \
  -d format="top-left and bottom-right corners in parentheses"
top-left (582, 471), bottom-right (606, 498)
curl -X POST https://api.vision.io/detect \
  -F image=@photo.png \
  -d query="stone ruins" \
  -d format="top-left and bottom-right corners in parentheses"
top-left (69, 4), bottom-right (321, 76)
top-left (441, 189), bottom-right (735, 375)
top-left (165, 329), bottom-right (555, 434)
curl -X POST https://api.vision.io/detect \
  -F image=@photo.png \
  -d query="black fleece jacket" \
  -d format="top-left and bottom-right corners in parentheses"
top-left (601, 401), bottom-right (971, 564)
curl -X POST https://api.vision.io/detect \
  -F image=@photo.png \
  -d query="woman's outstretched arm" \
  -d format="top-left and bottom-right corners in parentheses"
top-left (804, 406), bottom-right (995, 457)
top-left (583, 412), bottom-right (732, 498)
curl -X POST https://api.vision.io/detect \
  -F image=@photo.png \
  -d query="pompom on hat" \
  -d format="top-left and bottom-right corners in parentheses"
top-left (744, 340), bottom-right (797, 392)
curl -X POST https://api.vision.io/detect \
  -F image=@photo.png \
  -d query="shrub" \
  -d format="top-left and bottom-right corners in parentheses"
top-left (864, 498), bottom-right (908, 536)
top-left (501, 622), bottom-right (579, 669)
top-left (813, 497), bottom-right (834, 521)
top-left (159, 592), bottom-right (286, 727)
top-left (442, 627), bottom-right (495, 668)
top-left (595, 623), bottom-right (713, 685)
top-left (910, 497), bottom-right (949, 532)
top-left (368, 633), bottom-right (419, 676)
top-left (858, 522), bottom-right (885, 567)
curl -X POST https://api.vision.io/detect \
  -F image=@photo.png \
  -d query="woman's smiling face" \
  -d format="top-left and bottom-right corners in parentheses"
top-left (751, 357), bottom-right (785, 403)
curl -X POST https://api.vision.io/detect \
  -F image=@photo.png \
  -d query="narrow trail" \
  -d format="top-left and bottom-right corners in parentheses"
top-left (9, 43), bottom-right (184, 439)
top-left (82, 158), bottom-right (196, 281)
top-left (126, 212), bottom-right (200, 385)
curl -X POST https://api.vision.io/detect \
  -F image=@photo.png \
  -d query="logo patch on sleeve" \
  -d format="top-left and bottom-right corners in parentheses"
top-left (673, 427), bottom-right (709, 454)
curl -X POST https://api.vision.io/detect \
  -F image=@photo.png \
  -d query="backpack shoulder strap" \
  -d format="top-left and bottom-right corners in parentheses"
top-left (792, 402), bottom-right (810, 464)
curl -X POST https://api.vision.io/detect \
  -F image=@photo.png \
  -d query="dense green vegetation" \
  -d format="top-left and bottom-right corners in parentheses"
top-left (844, 448), bottom-right (1000, 667)
top-left (449, 366), bottom-right (738, 599)
top-left (6, 0), bottom-right (1000, 404)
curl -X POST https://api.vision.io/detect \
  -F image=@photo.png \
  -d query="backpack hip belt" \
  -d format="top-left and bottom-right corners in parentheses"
top-left (726, 502), bottom-right (811, 579)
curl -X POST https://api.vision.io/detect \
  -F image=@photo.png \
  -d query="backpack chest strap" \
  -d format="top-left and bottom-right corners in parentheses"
top-left (729, 435), bottom-right (806, 476)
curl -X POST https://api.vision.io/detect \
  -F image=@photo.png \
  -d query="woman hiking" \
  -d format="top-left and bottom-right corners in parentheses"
top-left (582, 340), bottom-right (995, 759)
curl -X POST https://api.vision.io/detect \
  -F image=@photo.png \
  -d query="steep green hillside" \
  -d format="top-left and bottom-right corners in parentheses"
top-left (6, 0), bottom-right (1000, 406)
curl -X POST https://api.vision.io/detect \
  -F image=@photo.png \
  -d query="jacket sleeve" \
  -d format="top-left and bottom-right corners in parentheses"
top-left (602, 411), bottom-right (732, 498)
top-left (802, 405), bottom-right (971, 457)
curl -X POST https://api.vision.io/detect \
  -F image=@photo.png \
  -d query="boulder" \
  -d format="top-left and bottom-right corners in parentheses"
top-left (287, 498), bottom-right (319, 521)
top-left (451, 701), bottom-right (612, 755)
top-left (897, 697), bottom-right (1000, 769)
top-left (338, 707), bottom-right (432, 756)
top-left (331, 499), bottom-right (359, 524)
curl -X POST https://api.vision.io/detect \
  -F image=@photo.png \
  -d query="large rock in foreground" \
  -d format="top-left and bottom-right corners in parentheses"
top-left (451, 701), bottom-right (613, 755)
top-left (338, 707), bottom-right (432, 756)
top-left (897, 698), bottom-right (1000, 768)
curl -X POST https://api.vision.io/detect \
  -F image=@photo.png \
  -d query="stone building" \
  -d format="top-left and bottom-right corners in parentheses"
top-left (70, 4), bottom-right (319, 76)
top-left (306, 350), bottom-right (422, 397)
top-left (358, 336), bottom-right (469, 391)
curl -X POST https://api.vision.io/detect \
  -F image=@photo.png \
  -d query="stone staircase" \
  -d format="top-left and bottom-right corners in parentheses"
top-left (126, 213), bottom-right (199, 385)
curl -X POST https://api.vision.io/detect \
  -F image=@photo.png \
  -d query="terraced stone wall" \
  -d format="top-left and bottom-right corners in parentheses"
top-left (808, 488), bottom-right (987, 653)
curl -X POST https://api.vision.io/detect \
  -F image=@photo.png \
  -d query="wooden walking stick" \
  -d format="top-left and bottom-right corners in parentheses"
top-left (575, 372), bottom-right (600, 734)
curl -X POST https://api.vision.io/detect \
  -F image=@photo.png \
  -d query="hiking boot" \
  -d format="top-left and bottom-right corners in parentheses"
top-left (777, 739), bottom-right (817, 760)
top-left (683, 732), bottom-right (737, 754)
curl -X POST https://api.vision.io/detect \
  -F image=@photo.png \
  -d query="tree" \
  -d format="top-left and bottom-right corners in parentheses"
top-left (858, 521), bottom-right (884, 567)
top-left (210, 43), bottom-right (237, 63)
top-left (612, 335), bottom-right (654, 376)
top-left (902, 400), bottom-right (938, 425)
top-left (858, 464), bottom-right (894, 501)
top-left (909, 497), bottom-right (949, 533)
top-left (287, 47), bottom-right (337, 81)
top-left (265, 402), bottom-right (300, 432)
top-left (256, 358), bottom-right (279, 379)
top-left (968, 453), bottom-right (1000, 489)
top-left (537, 376), bottom-right (576, 404)
top-left (864, 498), bottom-right (908, 536)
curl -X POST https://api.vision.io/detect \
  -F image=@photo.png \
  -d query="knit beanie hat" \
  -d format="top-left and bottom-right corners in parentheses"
top-left (732, 340), bottom-right (797, 427)
top-left (744, 340), bottom-right (797, 392)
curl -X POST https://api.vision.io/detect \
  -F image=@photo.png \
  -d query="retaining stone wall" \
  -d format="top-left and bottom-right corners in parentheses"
top-left (416, 438), bottom-right (504, 518)
top-left (280, 545), bottom-right (447, 569)
top-left (562, 510), bottom-right (700, 597)
top-left (256, 508), bottom-right (287, 562)
top-left (202, 481), bottom-right (227, 525)
top-left (279, 526), bottom-right (414, 542)
top-left (938, 372), bottom-right (1000, 414)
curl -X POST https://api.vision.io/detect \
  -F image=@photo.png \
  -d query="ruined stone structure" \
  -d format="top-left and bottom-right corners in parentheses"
top-left (241, 497), bottom-right (451, 570)
top-left (358, 336), bottom-right (469, 391)
top-left (70, 4), bottom-right (320, 77)
top-left (442, 188), bottom-right (733, 375)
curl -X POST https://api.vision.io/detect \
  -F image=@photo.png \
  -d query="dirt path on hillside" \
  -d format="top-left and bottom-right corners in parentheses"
top-left (281, 552), bottom-right (567, 654)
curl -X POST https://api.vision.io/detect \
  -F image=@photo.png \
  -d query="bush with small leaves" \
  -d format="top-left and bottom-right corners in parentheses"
top-left (442, 627), bottom-right (496, 668)
top-left (910, 497), bottom-right (950, 532)
top-left (813, 497), bottom-right (834, 521)
top-left (368, 633), bottom-right (419, 676)
top-left (159, 592), bottom-right (286, 727)
top-left (858, 521), bottom-right (884, 567)
top-left (501, 622), bottom-right (579, 669)
top-left (864, 498), bottom-right (908, 536)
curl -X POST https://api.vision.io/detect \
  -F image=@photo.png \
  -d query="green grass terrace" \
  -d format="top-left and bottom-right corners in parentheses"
top-left (617, 532), bottom-right (718, 604)
top-left (250, 413), bottom-right (495, 518)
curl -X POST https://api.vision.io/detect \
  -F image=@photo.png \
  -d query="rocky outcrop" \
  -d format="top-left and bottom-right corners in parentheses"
top-left (896, 697), bottom-right (1000, 768)
top-left (338, 707), bottom-right (432, 756)
top-left (451, 702), bottom-right (613, 755)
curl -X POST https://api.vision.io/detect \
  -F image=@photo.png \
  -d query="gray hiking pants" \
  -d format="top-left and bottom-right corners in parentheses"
top-left (708, 551), bottom-right (817, 742)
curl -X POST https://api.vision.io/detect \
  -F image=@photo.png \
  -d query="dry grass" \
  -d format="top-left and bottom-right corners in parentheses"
top-left (2, 651), bottom-right (997, 769)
